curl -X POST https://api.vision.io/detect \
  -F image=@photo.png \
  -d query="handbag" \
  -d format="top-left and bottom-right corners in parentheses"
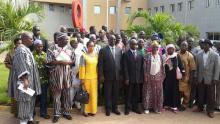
top-left (74, 88), bottom-right (89, 104)
top-left (176, 67), bottom-right (182, 80)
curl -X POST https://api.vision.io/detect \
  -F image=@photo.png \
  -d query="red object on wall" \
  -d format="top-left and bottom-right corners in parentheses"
top-left (72, 0), bottom-right (83, 30)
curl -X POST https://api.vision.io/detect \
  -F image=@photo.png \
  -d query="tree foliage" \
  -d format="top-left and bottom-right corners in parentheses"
top-left (0, 0), bottom-right (44, 53)
top-left (127, 10), bottom-right (200, 44)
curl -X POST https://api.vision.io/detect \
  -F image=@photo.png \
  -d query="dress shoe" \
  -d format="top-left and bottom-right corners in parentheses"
top-left (207, 113), bottom-right (214, 118)
top-left (83, 113), bottom-right (89, 117)
top-left (88, 113), bottom-right (96, 117)
top-left (106, 110), bottom-right (110, 116)
top-left (41, 114), bottom-right (50, 119)
top-left (27, 121), bottom-right (39, 124)
top-left (112, 110), bottom-right (121, 115)
top-left (63, 115), bottom-right (72, 120)
top-left (193, 108), bottom-right (203, 112)
top-left (132, 109), bottom-right (142, 114)
top-left (124, 110), bottom-right (130, 115)
top-left (52, 116), bottom-right (60, 123)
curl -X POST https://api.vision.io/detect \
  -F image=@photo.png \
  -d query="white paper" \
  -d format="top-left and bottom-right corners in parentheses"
top-left (56, 51), bottom-right (71, 61)
top-left (18, 83), bottom-right (35, 96)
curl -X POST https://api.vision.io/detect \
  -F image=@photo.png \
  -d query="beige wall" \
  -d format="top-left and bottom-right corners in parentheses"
top-left (85, 0), bottom-right (148, 32)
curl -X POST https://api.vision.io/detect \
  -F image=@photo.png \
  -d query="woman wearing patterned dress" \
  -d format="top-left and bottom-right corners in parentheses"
top-left (142, 41), bottom-right (165, 114)
top-left (79, 41), bottom-right (98, 116)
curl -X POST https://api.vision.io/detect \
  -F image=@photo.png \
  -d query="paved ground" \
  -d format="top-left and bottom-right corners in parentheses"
top-left (0, 106), bottom-right (220, 124)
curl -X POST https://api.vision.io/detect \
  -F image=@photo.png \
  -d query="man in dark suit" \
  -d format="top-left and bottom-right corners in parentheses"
top-left (123, 39), bottom-right (144, 115)
top-left (98, 35), bottom-right (122, 116)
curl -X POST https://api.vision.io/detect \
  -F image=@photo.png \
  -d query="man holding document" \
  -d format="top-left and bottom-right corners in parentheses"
top-left (9, 32), bottom-right (42, 124)
top-left (47, 33), bottom-right (75, 123)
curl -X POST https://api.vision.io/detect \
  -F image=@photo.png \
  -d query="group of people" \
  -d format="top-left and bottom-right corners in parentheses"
top-left (4, 25), bottom-right (220, 124)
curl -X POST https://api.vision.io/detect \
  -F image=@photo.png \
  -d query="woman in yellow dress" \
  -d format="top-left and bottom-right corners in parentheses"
top-left (79, 41), bottom-right (98, 116)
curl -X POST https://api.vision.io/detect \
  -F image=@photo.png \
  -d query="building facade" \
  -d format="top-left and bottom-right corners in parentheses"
top-left (148, 0), bottom-right (220, 40)
top-left (31, 0), bottom-right (73, 41)
top-left (84, 0), bottom-right (148, 33)
top-left (30, 0), bottom-right (148, 40)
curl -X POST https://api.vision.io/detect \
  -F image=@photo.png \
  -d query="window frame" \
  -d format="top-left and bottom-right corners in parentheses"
top-left (94, 5), bottom-right (101, 14)
top-left (125, 7), bottom-right (131, 15)
top-left (170, 4), bottom-right (175, 13)
top-left (109, 6), bottom-right (116, 15)
top-left (49, 4), bottom-right (55, 11)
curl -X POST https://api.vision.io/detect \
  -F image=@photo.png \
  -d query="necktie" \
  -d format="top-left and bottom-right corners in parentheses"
top-left (133, 51), bottom-right (136, 60)
top-left (111, 47), bottom-right (115, 59)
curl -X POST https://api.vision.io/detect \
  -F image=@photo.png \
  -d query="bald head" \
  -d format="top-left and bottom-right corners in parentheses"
top-left (180, 41), bottom-right (188, 52)
top-left (21, 32), bottom-right (33, 47)
top-left (130, 39), bottom-right (138, 50)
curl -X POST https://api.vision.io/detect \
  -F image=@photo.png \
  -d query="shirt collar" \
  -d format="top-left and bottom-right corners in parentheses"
top-left (130, 49), bottom-right (136, 53)
top-left (109, 45), bottom-right (115, 49)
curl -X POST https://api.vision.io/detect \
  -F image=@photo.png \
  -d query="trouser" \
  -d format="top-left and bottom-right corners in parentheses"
top-left (39, 83), bottom-right (49, 117)
top-left (69, 86), bottom-right (81, 108)
top-left (189, 83), bottom-right (198, 105)
top-left (179, 80), bottom-right (191, 107)
top-left (197, 81), bottom-right (215, 113)
top-left (53, 88), bottom-right (71, 116)
top-left (125, 83), bottom-right (140, 111)
top-left (215, 82), bottom-right (220, 108)
top-left (18, 96), bottom-right (36, 121)
top-left (104, 80), bottom-right (119, 111)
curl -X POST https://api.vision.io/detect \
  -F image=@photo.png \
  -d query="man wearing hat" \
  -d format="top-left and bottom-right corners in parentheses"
top-left (194, 39), bottom-right (220, 118)
top-left (47, 33), bottom-right (75, 123)
top-left (30, 26), bottom-right (48, 52)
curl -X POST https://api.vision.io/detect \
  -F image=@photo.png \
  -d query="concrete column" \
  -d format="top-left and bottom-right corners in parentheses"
top-left (116, 0), bottom-right (121, 33)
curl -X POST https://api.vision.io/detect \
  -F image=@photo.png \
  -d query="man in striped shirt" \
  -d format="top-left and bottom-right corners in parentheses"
top-left (9, 32), bottom-right (41, 124)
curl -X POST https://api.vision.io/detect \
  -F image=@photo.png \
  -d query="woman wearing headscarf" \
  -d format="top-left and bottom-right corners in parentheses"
top-left (142, 41), bottom-right (165, 114)
top-left (163, 44), bottom-right (185, 113)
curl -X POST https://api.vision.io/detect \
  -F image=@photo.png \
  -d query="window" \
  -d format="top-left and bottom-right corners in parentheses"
top-left (60, 6), bottom-right (65, 13)
top-left (125, 7), bottom-right (131, 14)
top-left (206, 0), bottom-right (211, 7)
top-left (49, 4), bottom-right (54, 11)
top-left (94, 5), bottom-right (101, 14)
top-left (170, 4), bottom-right (175, 12)
top-left (154, 7), bottom-right (158, 13)
top-left (178, 2), bottom-right (183, 11)
top-left (68, 7), bottom-right (72, 15)
top-left (188, 0), bottom-right (194, 10)
top-left (207, 32), bottom-right (220, 40)
top-left (109, 6), bottom-right (116, 15)
top-left (160, 6), bottom-right (165, 12)
top-left (217, 0), bottom-right (220, 5)
top-left (138, 8), bottom-right (143, 11)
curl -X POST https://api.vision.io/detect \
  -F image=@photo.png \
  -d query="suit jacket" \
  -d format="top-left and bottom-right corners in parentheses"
top-left (195, 50), bottom-right (220, 85)
top-left (123, 50), bottom-right (144, 83)
top-left (98, 46), bottom-right (122, 81)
